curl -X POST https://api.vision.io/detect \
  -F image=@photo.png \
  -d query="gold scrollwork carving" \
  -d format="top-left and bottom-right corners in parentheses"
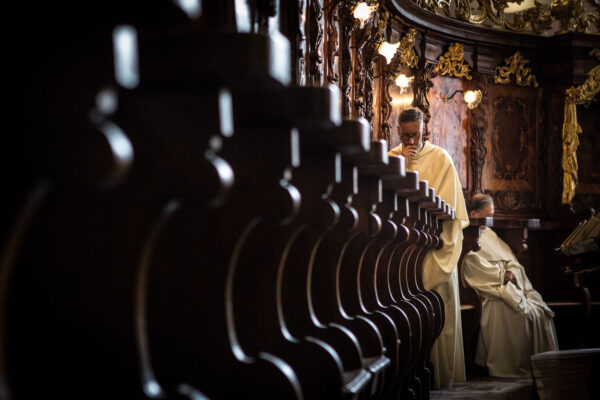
top-left (494, 51), bottom-right (539, 87)
top-left (561, 48), bottom-right (600, 204)
top-left (411, 0), bottom-right (598, 36)
top-left (397, 28), bottom-right (419, 68)
top-left (435, 42), bottom-right (472, 79)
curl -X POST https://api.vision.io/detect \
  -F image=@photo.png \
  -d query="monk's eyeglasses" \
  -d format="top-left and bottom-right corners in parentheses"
top-left (401, 133), bottom-right (420, 141)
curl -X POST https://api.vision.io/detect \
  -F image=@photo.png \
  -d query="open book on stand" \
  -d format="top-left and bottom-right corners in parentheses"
top-left (558, 211), bottom-right (600, 256)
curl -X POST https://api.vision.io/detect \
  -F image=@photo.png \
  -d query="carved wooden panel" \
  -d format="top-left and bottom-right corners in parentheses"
top-left (324, 0), bottom-right (341, 85)
top-left (308, 0), bottom-right (324, 86)
top-left (353, 29), bottom-right (367, 118)
top-left (573, 99), bottom-right (600, 210)
top-left (481, 84), bottom-right (539, 213)
top-left (427, 75), bottom-right (468, 189)
top-left (340, 4), bottom-right (354, 116)
top-left (469, 76), bottom-right (490, 196)
top-left (491, 96), bottom-right (528, 181)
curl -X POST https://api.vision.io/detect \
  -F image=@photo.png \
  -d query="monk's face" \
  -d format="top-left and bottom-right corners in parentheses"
top-left (398, 120), bottom-right (424, 150)
top-left (469, 203), bottom-right (494, 219)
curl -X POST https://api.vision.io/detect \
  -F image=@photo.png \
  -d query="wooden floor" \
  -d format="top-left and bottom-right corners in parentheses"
top-left (430, 376), bottom-right (536, 400)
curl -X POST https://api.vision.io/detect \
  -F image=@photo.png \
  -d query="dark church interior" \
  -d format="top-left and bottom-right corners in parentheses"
top-left (3, 1), bottom-right (600, 399)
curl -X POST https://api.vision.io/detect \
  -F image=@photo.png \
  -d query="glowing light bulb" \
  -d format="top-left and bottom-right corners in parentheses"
top-left (395, 74), bottom-right (411, 88)
top-left (464, 90), bottom-right (476, 103)
top-left (378, 41), bottom-right (400, 64)
top-left (464, 90), bottom-right (482, 109)
top-left (353, 2), bottom-right (378, 28)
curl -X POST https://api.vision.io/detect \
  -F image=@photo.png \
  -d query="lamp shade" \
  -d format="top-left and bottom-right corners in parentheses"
top-left (378, 41), bottom-right (400, 64)
top-left (353, 2), bottom-right (378, 28)
top-left (465, 90), bottom-right (482, 109)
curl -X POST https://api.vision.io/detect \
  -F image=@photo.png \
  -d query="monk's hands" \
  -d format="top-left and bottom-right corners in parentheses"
top-left (401, 145), bottom-right (418, 160)
top-left (503, 271), bottom-right (520, 289)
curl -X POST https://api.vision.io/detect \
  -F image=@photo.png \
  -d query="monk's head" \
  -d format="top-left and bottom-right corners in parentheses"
top-left (469, 194), bottom-right (494, 219)
top-left (397, 108), bottom-right (424, 151)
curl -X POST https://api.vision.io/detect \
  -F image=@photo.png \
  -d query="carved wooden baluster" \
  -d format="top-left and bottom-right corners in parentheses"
top-left (430, 204), bottom-right (456, 342)
top-left (410, 191), bottom-right (445, 331)
top-left (357, 156), bottom-right (426, 398)
top-left (340, 141), bottom-right (408, 399)
top-left (379, 70), bottom-right (396, 143)
top-left (307, 0), bottom-right (324, 86)
top-left (283, 110), bottom-right (379, 399)
top-left (425, 200), bottom-right (450, 342)
top-left (226, 85), bottom-right (396, 400)
top-left (349, 151), bottom-right (405, 396)
top-left (340, 3), bottom-right (355, 117)
top-left (325, 0), bottom-right (342, 85)
top-left (231, 84), bottom-right (371, 399)
top-left (353, 32), bottom-right (367, 118)
top-left (375, 169), bottom-right (423, 398)
top-left (405, 187), bottom-right (445, 400)
top-left (379, 172), bottom-right (425, 399)
top-left (124, 88), bottom-right (235, 400)
top-left (423, 199), bottom-right (451, 331)
top-left (371, 172), bottom-right (422, 400)
top-left (421, 202), bottom-right (457, 400)
top-left (394, 181), bottom-right (434, 400)
top-left (132, 19), bottom-right (319, 399)
top-left (410, 194), bottom-right (450, 396)
top-left (137, 30), bottom-right (306, 399)
top-left (360, 10), bottom-right (387, 127)
top-left (312, 121), bottom-right (391, 397)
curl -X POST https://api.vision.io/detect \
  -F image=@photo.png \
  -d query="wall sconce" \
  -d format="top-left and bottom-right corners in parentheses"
top-left (352, 2), bottom-right (378, 28)
top-left (395, 73), bottom-right (413, 94)
top-left (378, 41), bottom-right (400, 64)
top-left (444, 89), bottom-right (482, 109)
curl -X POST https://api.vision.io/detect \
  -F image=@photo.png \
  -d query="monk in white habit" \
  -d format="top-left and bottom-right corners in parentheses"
top-left (464, 194), bottom-right (558, 378)
top-left (389, 108), bottom-right (469, 389)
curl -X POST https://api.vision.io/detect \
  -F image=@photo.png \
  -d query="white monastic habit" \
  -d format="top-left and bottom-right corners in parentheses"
top-left (389, 141), bottom-right (469, 388)
top-left (463, 227), bottom-right (558, 378)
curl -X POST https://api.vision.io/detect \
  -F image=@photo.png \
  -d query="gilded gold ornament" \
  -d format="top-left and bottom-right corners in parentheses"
top-left (494, 51), bottom-right (539, 87)
top-left (435, 42), bottom-right (472, 79)
top-left (561, 49), bottom-right (600, 204)
top-left (397, 28), bottom-right (419, 68)
top-left (410, 0), bottom-right (598, 35)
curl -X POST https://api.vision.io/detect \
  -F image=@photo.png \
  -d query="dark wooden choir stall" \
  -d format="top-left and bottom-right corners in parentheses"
top-left (2, 3), bottom-right (456, 400)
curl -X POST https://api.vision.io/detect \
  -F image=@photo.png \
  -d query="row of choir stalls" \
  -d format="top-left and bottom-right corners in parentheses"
top-left (3, 0), bottom-right (600, 399)
top-left (2, 1), bottom-right (457, 400)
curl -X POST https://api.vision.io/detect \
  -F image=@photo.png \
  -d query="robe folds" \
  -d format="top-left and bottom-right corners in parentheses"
top-left (464, 227), bottom-right (559, 378)
top-left (389, 141), bottom-right (469, 388)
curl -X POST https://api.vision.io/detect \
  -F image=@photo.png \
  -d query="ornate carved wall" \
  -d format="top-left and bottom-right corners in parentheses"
top-left (481, 84), bottom-right (539, 216)
top-left (272, 0), bottom-right (600, 303)
top-left (281, 0), bottom-right (600, 217)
